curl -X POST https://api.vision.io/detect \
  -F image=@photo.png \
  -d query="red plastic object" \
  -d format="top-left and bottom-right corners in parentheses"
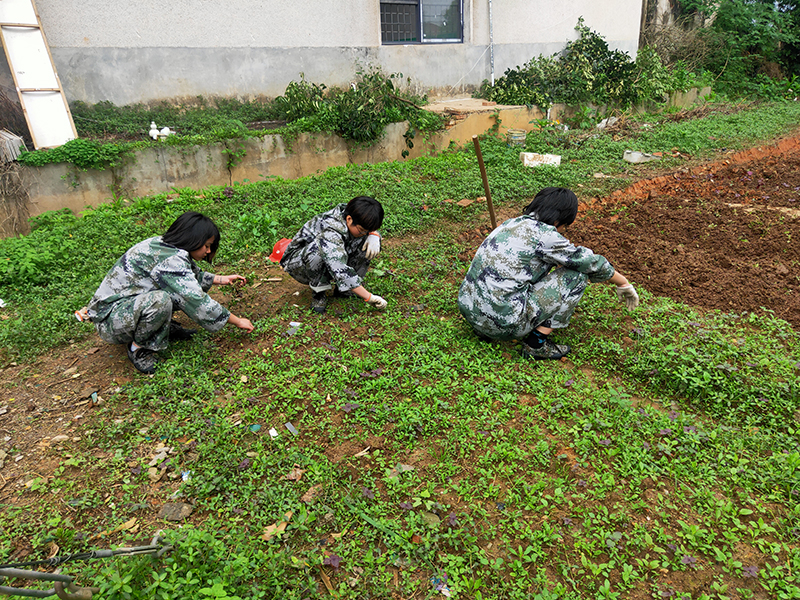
top-left (269, 238), bottom-right (292, 262)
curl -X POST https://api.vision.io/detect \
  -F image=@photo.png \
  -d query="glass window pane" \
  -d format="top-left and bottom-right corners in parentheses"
top-left (422, 0), bottom-right (461, 42)
top-left (381, 2), bottom-right (420, 43)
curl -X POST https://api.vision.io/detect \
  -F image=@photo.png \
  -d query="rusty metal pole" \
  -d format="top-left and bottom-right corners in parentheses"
top-left (472, 135), bottom-right (497, 230)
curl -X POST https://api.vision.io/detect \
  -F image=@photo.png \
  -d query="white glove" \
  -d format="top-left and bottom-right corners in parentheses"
top-left (366, 294), bottom-right (387, 310)
top-left (615, 284), bottom-right (640, 310)
top-left (361, 233), bottom-right (381, 260)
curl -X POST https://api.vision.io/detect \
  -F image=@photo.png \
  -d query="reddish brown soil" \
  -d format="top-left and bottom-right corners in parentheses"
top-left (571, 135), bottom-right (800, 326)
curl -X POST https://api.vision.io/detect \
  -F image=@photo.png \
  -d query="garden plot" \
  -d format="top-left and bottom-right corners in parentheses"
top-left (0, 135), bottom-right (798, 599)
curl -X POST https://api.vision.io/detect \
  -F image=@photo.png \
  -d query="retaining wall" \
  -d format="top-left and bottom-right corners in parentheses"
top-left (0, 87), bottom-right (712, 238)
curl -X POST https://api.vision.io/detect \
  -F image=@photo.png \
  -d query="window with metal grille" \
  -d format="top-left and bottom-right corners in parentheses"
top-left (380, 0), bottom-right (462, 44)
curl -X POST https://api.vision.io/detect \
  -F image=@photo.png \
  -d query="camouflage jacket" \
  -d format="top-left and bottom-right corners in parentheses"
top-left (457, 215), bottom-right (615, 339)
top-left (87, 236), bottom-right (229, 331)
top-left (281, 204), bottom-right (365, 291)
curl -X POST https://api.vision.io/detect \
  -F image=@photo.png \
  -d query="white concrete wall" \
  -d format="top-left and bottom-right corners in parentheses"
top-left (1, 1), bottom-right (642, 105)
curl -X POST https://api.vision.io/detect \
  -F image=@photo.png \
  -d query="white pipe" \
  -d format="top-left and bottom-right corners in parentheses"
top-left (489, 0), bottom-right (495, 85)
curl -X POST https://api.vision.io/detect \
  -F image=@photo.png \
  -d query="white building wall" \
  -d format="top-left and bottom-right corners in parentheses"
top-left (1, 0), bottom-right (642, 105)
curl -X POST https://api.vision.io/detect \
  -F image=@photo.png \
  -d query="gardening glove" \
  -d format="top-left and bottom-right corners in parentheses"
top-left (615, 284), bottom-right (640, 310)
top-left (365, 294), bottom-right (387, 310)
top-left (361, 232), bottom-right (381, 260)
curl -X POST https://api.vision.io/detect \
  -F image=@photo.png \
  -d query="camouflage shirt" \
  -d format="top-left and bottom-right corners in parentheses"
top-left (280, 204), bottom-right (366, 291)
top-left (458, 215), bottom-right (615, 339)
top-left (87, 236), bottom-right (230, 331)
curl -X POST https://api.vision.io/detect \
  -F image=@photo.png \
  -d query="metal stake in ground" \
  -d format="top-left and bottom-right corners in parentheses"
top-left (472, 135), bottom-right (497, 229)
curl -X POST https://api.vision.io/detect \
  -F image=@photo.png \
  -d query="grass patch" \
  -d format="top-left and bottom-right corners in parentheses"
top-left (0, 101), bottom-right (799, 599)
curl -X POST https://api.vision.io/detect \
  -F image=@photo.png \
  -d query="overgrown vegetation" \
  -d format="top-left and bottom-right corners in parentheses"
top-left (1, 102), bottom-right (799, 600)
top-left (641, 0), bottom-right (800, 100)
top-left (480, 7), bottom-right (800, 114)
top-left (3, 101), bottom-right (800, 360)
top-left (16, 68), bottom-right (444, 170)
top-left (477, 19), bottom-right (711, 111)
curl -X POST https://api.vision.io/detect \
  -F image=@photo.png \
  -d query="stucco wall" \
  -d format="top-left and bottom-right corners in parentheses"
top-left (0, 0), bottom-right (642, 105)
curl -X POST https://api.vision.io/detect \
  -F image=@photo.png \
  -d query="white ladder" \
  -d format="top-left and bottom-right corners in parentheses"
top-left (0, 0), bottom-right (77, 149)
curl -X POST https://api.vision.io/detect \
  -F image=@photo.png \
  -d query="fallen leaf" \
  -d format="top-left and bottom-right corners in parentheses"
top-left (89, 517), bottom-right (138, 541)
top-left (46, 542), bottom-right (59, 559)
top-left (456, 198), bottom-right (474, 207)
top-left (411, 534), bottom-right (422, 543)
top-left (261, 511), bottom-right (293, 541)
top-left (301, 484), bottom-right (323, 503)
top-left (285, 465), bottom-right (306, 481)
top-left (319, 566), bottom-right (335, 594)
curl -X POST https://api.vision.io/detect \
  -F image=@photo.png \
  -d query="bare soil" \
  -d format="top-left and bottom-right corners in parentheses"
top-left (570, 134), bottom-right (800, 327)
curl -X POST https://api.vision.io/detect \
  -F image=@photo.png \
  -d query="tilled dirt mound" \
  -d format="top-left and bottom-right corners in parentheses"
top-left (569, 135), bottom-right (800, 326)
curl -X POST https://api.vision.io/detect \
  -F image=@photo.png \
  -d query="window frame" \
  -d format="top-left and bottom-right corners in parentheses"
top-left (380, 0), bottom-right (463, 45)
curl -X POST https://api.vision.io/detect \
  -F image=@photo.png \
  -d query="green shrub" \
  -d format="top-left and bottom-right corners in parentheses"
top-left (478, 19), bottom-right (706, 113)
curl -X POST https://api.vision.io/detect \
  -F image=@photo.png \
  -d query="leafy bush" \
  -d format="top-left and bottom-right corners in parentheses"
top-left (17, 138), bottom-right (130, 170)
top-left (19, 69), bottom-right (444, 170)
top-left (478, 19), bottom-right (705, 113)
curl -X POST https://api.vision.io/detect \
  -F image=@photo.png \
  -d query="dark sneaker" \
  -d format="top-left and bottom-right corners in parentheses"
top-left (311, 291), bottom-right (328, 314)
top-left (521, 338), bottom-right (571, 360)
top-left (127, 345), bottom-right (158, 374)
top-left (169, 320), bottom-right (197, 341)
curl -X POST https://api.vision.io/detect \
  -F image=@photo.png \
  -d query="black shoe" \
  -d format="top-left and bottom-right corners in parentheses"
top-left (311, 291), bottom-right (328, 314)
top-left (521, 338), bottom-right (571, 360)
top-left (127, 345), bottom-right (158, 374)
top-left (169, 320), bottom-right (197, 341)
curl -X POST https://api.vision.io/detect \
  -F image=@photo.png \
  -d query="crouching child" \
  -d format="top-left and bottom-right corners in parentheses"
top-left (457, 187), bottom-right (640, 359)
top-left (77, 211), bottom-right (254, 374)
top-left (280, 196), bottom-right (388, 313)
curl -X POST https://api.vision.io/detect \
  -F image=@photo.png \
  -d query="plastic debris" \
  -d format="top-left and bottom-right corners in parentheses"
top-left (596, 116), bottom-right (619, 130)
top-left (269, 238), bottom-right (292, 262)
top-left (268, 427), bottom-right (279, 438)
top-left (286, 321), bottom-right (302, 336)
top-left (520, 152), bottom-right (561, 168)
top-left (285, 422), bottom-right (299, 436)
top-left (386, 463), bottom-right (415, 479)
top-left (623, 150), bottom-right (661, 163)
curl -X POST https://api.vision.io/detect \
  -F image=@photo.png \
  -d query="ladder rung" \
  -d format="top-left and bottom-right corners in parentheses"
top-left (20, 88), bottom-right (61, 92)
top-left (0, 22), bottom-right (40, 28)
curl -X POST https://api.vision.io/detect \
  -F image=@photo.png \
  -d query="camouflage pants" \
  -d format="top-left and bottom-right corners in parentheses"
top-left (531, 268), bottom-right (589, 331)
top-left (281, 245), bottom-right (370, 292)
top-left (94, 290), bottom-right (172, 351)
top-left (462, 267), bottom-right (589, 340)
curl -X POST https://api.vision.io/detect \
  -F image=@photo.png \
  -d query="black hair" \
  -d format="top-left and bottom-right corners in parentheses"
top-left (162, 211), bottom-right (220, 263)
top-left (343, 196), bottom-right (384, 232)
top-left (522, 187), bottom-right (579, 227)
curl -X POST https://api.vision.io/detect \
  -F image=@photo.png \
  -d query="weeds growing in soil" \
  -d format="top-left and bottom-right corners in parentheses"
top-left (0, 102), bottom-right (799, 600)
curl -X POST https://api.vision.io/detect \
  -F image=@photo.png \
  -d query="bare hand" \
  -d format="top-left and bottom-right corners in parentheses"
top-left (230, 314), bottom-right (254, 333)
top-left (218, 274), bottom-right (247, 286)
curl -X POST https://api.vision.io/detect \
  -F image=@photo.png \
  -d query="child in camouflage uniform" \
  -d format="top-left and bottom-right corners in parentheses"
top-left (79, 212), bottom-right (254, 374)
top-left (281, 196), bottom-right (388, 313)
top-left (458, 187), bottom-right (639, 360)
